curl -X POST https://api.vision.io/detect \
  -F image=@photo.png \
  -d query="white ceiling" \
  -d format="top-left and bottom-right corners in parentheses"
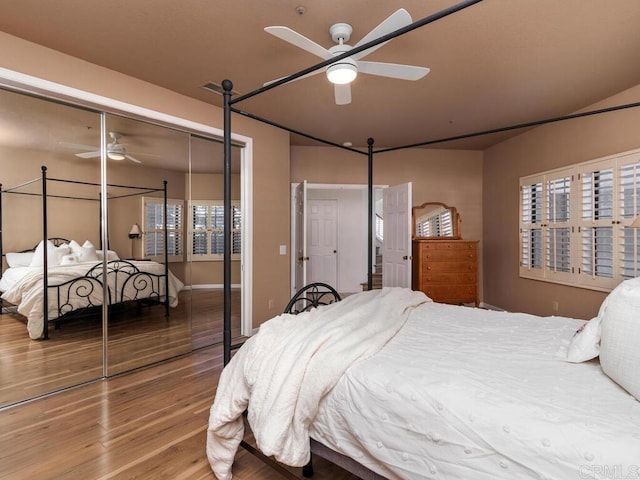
top-left (1, 0), bottom-right (640, 150)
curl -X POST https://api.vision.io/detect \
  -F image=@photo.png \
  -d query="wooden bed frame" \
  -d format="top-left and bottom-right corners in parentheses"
top-left (0, 167), bottom-right (170, 339)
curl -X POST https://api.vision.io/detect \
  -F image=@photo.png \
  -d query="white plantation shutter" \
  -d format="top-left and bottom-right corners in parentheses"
top-left (520, 179), bottom-right (544, 276)
top-left (520, 148), bottom-right (640, 292)
top-left (546, 175), bottom-right (571, 275)
top-left (143, 197), bottom-right (184, 262)
top-left (578, 162), bottom-right (615, 289)
top-left (619, 153), bottom-right (640, 279)
top-left (188, 200), bottom-right (241, 260)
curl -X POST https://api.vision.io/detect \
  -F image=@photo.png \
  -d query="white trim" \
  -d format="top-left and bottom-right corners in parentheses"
top-left (240, 140), bottom-right (253, 337)
top-left (0, 67), bottom-right (254, 339)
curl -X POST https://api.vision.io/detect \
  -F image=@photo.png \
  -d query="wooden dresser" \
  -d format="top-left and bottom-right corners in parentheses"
top-left (412, 239), bottom-right (479, 306)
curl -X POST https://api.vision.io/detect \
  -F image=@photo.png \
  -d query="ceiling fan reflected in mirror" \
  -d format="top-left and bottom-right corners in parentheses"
top-left (263, 8), bottom-right (430, 105)
top-left (61, 132), bottom-right (142, 163)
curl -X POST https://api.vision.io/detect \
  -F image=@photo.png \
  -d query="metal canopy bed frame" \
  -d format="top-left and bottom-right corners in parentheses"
top-left (217, 0), bottom-right (640, 477)
top-left (0, 165), bottom-right (170, 339)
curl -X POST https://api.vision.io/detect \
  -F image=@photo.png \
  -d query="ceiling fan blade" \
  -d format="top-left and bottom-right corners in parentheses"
top-left (75, 151), bottom-right (101, 159)
top-left (263, 68), bottom-right (324, 87)
top-left (265, 26), bottom-right (333, 60)
top-left (125, 154), bottom-right (142, 164)
top-left (352, 9), bottom-right (412, 60)
top-left (334, 83), bottom-right (351, 105)
top-left (60, 141), bottom-right (99, 151)
top-left (358, 61), bottom-right (430, 80)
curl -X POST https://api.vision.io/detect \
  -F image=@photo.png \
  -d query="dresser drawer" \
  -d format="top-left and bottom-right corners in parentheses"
top-left (422, 249), bottom-right (477, 262)
top-left (420, 241), bottom-right (476, 251)
top-left (422, 261), bottom-right (477, 274)
top-left (421, 272), bottom-right (477, 285)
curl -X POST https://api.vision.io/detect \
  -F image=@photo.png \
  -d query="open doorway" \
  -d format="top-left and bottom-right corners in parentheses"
top-left (291, 183), bottom-right (386, 296)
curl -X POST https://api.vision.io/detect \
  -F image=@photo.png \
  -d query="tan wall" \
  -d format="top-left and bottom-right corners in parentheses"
top-left (1, 32), bottom-right (292, 327)
top-left (483, 84), bottom-right (640, 319)
top-left (291, 146), bottom-right (484, 298)
top-left (0, 147), bottom-right (102, 253)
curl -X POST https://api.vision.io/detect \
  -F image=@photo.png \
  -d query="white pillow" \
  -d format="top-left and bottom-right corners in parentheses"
top-left (69, 240), bottom-right (99, 263)
top-left (599, 277), bottom-right (640, 401)
top-left (59, 253), bottom-right (79, 265)
top-left (96, 249), bottom-right (120, 261)
top-left (29, 240), bottom-right (71, 267)
top-left (565, 316), bottom-right (602, 363)
top-left (5, 251), bottom-right (34, 268)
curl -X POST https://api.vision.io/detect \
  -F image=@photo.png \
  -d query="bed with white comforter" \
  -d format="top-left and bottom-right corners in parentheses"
top-left (207, 287), bottom-right (640, 480)
top-left (0, 260), bottom-right (183, 340)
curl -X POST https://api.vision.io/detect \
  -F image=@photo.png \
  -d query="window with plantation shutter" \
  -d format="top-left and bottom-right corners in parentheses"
top-left (188, 200), bottom-right (241, 261)
top-left (520, 179), bottom-right (543, 274)
top-left (619, 154), bottom-right (640, 279)
top-left (546, 176), bottom-right (571, 274)
top-left (143, 197), bottom-right (184, 262)
top-left (519, 149), bottom-right (640, 292)
top-left (579, 163), bottom-right (614, 287)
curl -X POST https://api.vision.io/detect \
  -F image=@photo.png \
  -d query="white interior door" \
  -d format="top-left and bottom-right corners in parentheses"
top-left (293, 181), bottom-right (307, 293)
top-left (382, 182), bottom-right (412, 288)
top-left (307, 199), bottom-right (338, 287)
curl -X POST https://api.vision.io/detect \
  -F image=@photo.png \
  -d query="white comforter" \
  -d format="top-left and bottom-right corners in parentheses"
top-left (313, 303), bottom-right (640, 479)
top-left (206, 287), bottom-right (431, 480)
top-left (1, 261), bottom-right (184, 339)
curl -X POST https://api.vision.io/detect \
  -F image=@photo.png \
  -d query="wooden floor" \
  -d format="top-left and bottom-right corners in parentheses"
top-left (0, 344), bottom-right (361, 480)
top-left (0, 288), bottom-right (241, 407)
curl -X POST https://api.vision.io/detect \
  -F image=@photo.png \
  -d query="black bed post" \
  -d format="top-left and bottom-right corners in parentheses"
top-left (41, 166), bottom-right (49, 340)
top-left (222, 79), bottom-right (233, 366)
top-left (163, 180), bottom-right (169, 317)
top-left (367, 138), bottom-right (374, 291)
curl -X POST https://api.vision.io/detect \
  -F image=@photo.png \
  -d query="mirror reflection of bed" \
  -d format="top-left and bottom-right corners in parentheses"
top-left (0, 88), bottom-right (243, 407)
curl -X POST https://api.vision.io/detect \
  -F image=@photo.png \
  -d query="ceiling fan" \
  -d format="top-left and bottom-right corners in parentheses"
top-left (61, 132), bottom-right (142, 163)
top-left (263, 8), bottom-right (430, 105)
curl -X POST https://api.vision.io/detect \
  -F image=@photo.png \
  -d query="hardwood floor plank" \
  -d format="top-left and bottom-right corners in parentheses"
top-left (0, 344), bottom-right (362, 480)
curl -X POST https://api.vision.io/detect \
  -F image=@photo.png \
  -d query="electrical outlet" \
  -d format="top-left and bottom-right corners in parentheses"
top-left (268, 299), bottom-right (274, 310)
top-left (552, 301), bottom-right (559, 312)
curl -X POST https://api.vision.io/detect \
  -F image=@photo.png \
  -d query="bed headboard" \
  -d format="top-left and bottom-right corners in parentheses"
top-left (22, 237), bottom-right (70, 252)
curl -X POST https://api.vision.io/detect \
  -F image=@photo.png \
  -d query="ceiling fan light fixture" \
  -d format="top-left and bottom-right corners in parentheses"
top-left (326, 61), bottom-right (358, 85)
top-left (107, 151), bottom-right (126, 161)
top-left (107, 143), bottom-right (126, 161)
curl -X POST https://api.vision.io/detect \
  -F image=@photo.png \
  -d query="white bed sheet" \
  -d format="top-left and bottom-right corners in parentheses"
top-left (1, 261), bottom-right (184, 339)
top-left (311, 302), bottom-right (640, 480)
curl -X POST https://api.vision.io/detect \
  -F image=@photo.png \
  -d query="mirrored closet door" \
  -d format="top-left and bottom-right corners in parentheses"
top-left (0, 88), bottom-right (104, 405)
top-left (103, 114), bottom-right (193, 376)
top-left (0, 86), bottom-right (247, 408)
top-left (188, 135), bottom-right (243, 349)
